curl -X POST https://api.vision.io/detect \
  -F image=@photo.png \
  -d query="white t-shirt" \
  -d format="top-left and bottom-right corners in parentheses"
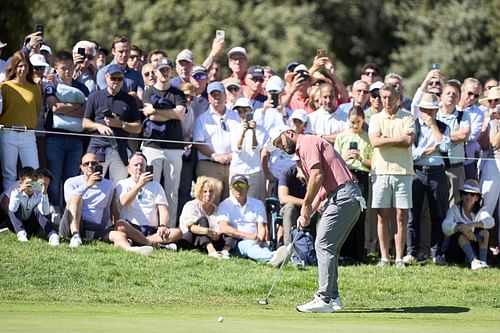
top-left (216, 196), bottom-right (267, 235)
top-left (116, 177), bottom-right (168, 228)
top-left (230, 123), bottom-right (268, 175)
top-left (179, 199), bottom-right (218, 234)
top-left (308, 106), bottom-right (348, 136)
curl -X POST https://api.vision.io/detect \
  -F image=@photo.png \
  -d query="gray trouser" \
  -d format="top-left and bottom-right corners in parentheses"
top-left (316, 182), bottom-right (361, 302)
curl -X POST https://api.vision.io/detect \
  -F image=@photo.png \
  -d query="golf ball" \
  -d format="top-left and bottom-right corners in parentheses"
top-left (218, 316), bottom-right (224, 323)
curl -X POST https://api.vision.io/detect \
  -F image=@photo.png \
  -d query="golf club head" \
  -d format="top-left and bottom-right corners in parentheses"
top-left (258, 299), bottom-right (268, 305)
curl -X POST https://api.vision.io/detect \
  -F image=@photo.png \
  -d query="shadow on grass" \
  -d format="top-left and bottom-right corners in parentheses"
top-left (344, 306), bottom-right (470, 314)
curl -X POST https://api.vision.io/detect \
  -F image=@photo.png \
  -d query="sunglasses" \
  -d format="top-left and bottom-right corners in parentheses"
top-left (33, 66), bottom-right (45, 71)
top-left (364, 71), bottom-right (378, 77)
top-left (193, 73), bottom-right (207, 81)
top-left (370, 93), bottom-right (381, 99)
top-left (488, 98), bottom-right (500, 104)
top-left (143, 71), bottom-right (154, 77)
top-left (250, 77), bottom-right (264, 83)
top-left (357, 90), bottom-right (369, 95)
top-left (428, 81), bottom-right (441, 87)
top-left (110, 76), bottom-right (124, 82)
top-left (231, 182), bottom-right (248, 190)
top-left (82, 161), bottom-right (99, 167)
top-left (467, 92), bottom-right (480, 99)
top-left (220, 118), bottom-right (228, 131)
top-left (227, 86), bottom-right (240, 93)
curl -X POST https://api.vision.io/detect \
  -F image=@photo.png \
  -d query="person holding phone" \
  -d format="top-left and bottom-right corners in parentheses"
top-left (334, 106), bottom-right (372, 264)
top-left (6, 167), bottom-right (59, 245)
top-left (72, 40), bottom-right (98, 93)
top-left (230, 98), bottom-right (267, 200)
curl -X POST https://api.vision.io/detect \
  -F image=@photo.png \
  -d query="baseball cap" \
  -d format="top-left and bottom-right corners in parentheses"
top-left (291, 109), bottom-right (308, 123)
top-left (460, 179), bottom-right (481, 195)
top-left (265, 75), bottom-right (284, 93)
top-left (29, 54), bottom-right (49, 68)
top-left (40, 44), bottom-right (52, 55)
top-left (248, 65), bottom-right (264, 79)
top-left (207, 81), bottom-right (225, 95)
top-left (269, 125), bottom-right (292, 148)
top-left (369, 81), bottom-right (384, 92)
top-left (176, 49), bottom-right (194, 64)
top-left (293, 64), bottom-right (309, 74)
top-left (155, 58), bottom-right (173, 70)
top-left (233, 97), bottom-right (252, 110)
top-left (106, 64), bottom-right (124, 75)
top-left (230, 174), bottom-right (249, 185)
top-left (192, 65), bottom-right (207, 75)
top-left (285, 61), bottom-right (299, 72)
top-left (227, 46), bottom-right (247, 58)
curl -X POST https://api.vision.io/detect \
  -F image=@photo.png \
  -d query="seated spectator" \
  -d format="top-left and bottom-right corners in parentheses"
top-left (335, 106), bottom-right (372, 264)
top-left (442, 180), bottom-right (495, 269)
top-left (179, 176), bottom-right (232, 258)
top-left (217, 174), bottom-right (290, 266)
top-left (7, 167), bottom-right (59, 245)
top-left (59, 153), bottom-right (154, 256)
top-left (116, 153), bottom-right (181, 250)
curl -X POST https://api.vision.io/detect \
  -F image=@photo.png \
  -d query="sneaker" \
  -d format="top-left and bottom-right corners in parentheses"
top-left (159, 243), bottom-right (177, 252)
top-left (433, 255), bottom-right (446, 266)
top-left (16, 230), bottom-right (28, 242)
top-left (208, 251), bottom-right (222, 259)
top-left (297, 295), bottom-right (335, 313)
top-left (69, 234), bottom-right (82, 248)
top-left (377, 259), bottom-right (390, 267)
top-left (220, 250), bottom-right (231, 260)
top-left (479, 260), bottom-right (489, 269)
top-left (470, 259), bottom-right (484, 271)
top-left (48, 233), bottom-right (60, 246)
top-left (0, 227), bottom-right (9, 234)
top-left (395, 259), bottom-right (405, 268)
top-left (129, 246), bottom-right (154, 257)
top-left (332, 297), bottom-right (342, 311)
top-left (268, 244), bottom-right (292, 267)
top-left (402, 254), bottom-right (417, 265)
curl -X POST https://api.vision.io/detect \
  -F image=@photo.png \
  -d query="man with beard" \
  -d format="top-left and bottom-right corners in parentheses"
top-left (270, 125), bottom-right (364, 313)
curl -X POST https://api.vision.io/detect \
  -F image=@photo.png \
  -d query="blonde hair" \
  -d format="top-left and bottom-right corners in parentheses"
top-left (193, 176), bottom-right (222, 201)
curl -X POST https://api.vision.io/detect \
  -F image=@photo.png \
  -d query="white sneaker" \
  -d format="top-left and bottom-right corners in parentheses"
top-left (48, 233), bottom-right (60, 246)
top-left (332, 297), bottom-right (342, 311)
top-left (159, 243), bottom-right (177, 252)
top-left (69, 234), bottom-right (82, 248)
top-left (129, 246), bottom-right (154, 257)
top-left (0, 227), bottom-right (9, 234)
top-left (208, 251), bottom-right (222, 259)
top-left (470, 258), bottom-right (484, 270)
top-left (220, 250), bottom-right (231, 260)
top-left (16, 230), bottom-right (28, 242)
top-left (268, 244), bottom-right (292, 267)
top-left (479, 260), bottom-right (489, 269)
top-left (297, 295), bottom-right (335, 313)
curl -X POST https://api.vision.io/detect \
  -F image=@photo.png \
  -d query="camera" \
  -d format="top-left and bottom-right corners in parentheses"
top-left (349, 141), bottom-right (358, 150)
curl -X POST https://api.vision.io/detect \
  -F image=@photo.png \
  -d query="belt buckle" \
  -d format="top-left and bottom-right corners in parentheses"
top-left (11, 125), bottom-right (27, 132)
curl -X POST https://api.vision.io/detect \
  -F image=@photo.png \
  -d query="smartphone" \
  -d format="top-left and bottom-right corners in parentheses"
top-left (29, 181), bottom-right (43, 192)
top-left (145, 165), bottom-right (154, 174)
top-left (316, 48), bottom-right (326, 58)
top-left (35, 24), bottom-right (44, 34)
top-left (94, 165), bottom-right (103, 180)
top-left (271, 93), bottom-right (280, 108)
top-left (102, 108), bottom-right (113, 118)
top-left (245, 112), bottom-right (253, 122)
top-left (216, 30), bottom-right (225, 40)
top-left (431, 63), bottom-right (440, 70)
top-left (349, 141), bottom-right (358, 150)
top-left (77, 48), bottom-right (85, 56)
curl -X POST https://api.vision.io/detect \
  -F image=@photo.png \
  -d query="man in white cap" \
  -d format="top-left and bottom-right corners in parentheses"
top-left (253, 75), bottom-right (290, 132)
top-left (222, 46), bottom-right (248, 85)
top-left (171, 49), bottom-right (194, 89)
top-left (270, 124), bottom-right (363, 313)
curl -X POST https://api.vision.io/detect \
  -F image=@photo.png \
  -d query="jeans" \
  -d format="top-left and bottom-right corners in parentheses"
top-left (45, 136), bottom-right (83, 208)
top-left (236, 239), bottom-right (274, 262)
top-left (0, 131), bottom-right (39, 191)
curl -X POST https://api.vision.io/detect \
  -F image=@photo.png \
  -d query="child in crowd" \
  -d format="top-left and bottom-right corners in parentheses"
top-left (7, 167), bottom-right (59, 245)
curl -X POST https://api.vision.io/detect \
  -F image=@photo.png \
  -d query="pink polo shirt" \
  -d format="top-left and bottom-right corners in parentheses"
top-left (296, 134), bottom-right (355, 201)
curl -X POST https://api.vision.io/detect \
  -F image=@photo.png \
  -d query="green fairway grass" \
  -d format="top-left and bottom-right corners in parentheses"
top-left (0, 233), bottom-right (499, 332)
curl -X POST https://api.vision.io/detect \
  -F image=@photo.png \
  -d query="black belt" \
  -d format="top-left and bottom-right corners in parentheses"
top-left (414, 165), bottom-right (445, 172)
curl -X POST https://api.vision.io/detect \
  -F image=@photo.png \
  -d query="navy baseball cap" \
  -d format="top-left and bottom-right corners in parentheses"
top-left (230, 174), bottom-right (249, 185)
top-left (106, 64), bottom-right (124, 75)
top-left (207, 81), bottom-right (225, 95)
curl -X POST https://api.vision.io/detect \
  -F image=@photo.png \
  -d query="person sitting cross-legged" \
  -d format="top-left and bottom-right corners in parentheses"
top-left (216, 174), bottom-right (291, 266)
top-left (116, 153), bottom-right (182, 251)
top-left (59, 153), bottom-right (155, 256)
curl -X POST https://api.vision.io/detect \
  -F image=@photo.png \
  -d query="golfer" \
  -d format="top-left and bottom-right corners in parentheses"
top-left (270, 125), bottom-right (364, 313)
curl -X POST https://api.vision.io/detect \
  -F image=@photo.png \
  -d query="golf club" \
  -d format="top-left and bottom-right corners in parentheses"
top-left (258, 227), bottom-right (301, 305)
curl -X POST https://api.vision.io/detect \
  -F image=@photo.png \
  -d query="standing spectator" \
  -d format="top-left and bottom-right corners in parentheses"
top-left (253, 75), bottom-right (288, 132)
top-left (336, 80), bottom-right (370, 114)
top-left (360, 63), bottom-right (382, 86)
top-left (207, 60), bottom-right (222, 83)
top-left (442, 180), bottom-right (494, 269)
top-left (282, 64), bottom-right (313, 113)
top-left (83, 64), bottom-right (141, 184)
top-left (141, 58), bottom-right (187, 227)
top-left (406, 93), bottom-right (451, 265)
top-left (44, 51), bottom-right (89, 219)
top-left (141, 62), bottom-right (156, 91)
top-left (95, 46), bottom-right (108, 70)
top-left (0, 51), bottom-right (41, 191)
top-left (222, 47), bottom-right (248, 84)
top-left (72, 40), bottom-right (98, 93)
top-left (436, 82), bottom-right (471, 206)
top-left (217, 174), bottom-right (290, 265)
top-left (146, 49), bottom-right (167, 67)
top-left (411, 69), bottom-right (444, 118)
top-left (224, 78), bottom-right (244, 109)
top-left (190, 65), bottom-right (210, 119)
top-left (116, 153), bottom-right (181, 249)
top-left (369, 84), bottom-right (414, 267)
top-left (242, 65), bottom-right (267, 110)
top-left (335, 106), bottom-right (372, 264)
top-left (384, 73), bottom-right (412, 111)
top-left (127, 45), bottom-right (143, 72)
top-left (365, 81), bottom-right (384, 124)
top-left (458, 78), bottom-right (484, 180)
top-left (193, 82), bottom-right (240, 202)
top-left (270, 126), bottom-right (363, 313)
top-left (171, 49), bottom-right (194, 89)
top-left (96, 36), bottom-right (144, 101)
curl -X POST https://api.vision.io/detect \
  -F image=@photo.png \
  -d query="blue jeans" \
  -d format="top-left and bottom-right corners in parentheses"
top-left (236, 239), bottom-right (274, 262)
top-left (45, 136), bottom-right (83, 207)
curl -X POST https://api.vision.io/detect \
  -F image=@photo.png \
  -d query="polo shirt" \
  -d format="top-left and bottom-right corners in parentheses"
top-left (279, 163), bottom-right (306, 199)
top-left (369, 109), bottom-right (415, 175)
top-left (436, 108), bottom-right (471, 164)
top-left (216, 195), bottom-right (267, 235)
top-left (96, 62), bottom-right (144, 93)
top-left (296, 134), bottom-right (355, 201)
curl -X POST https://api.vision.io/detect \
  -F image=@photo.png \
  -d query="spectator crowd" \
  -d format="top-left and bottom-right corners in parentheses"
top-left (0, 29), bottom-right (498, 270)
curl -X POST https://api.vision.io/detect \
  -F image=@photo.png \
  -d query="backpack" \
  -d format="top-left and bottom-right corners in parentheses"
top-left (291, 228), bottom-right (317, 266)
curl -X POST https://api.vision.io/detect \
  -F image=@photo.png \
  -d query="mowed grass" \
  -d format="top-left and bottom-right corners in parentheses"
top-left (0, 233), bottom-right (499, 333)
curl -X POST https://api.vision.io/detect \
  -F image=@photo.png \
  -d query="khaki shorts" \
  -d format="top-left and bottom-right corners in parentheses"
top-left (371, 174), bottom-right (413, 209)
